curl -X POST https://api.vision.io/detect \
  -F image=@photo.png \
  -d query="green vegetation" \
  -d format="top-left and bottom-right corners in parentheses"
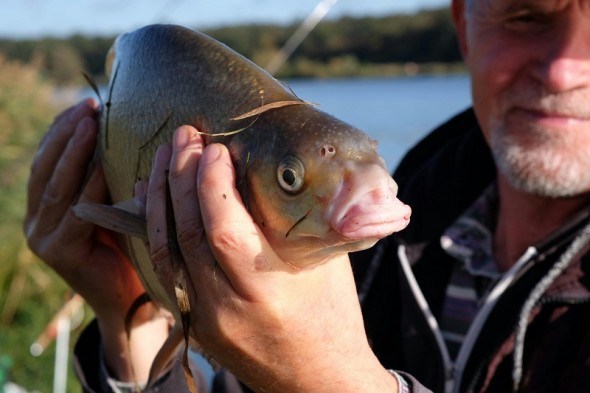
top-left (0, 56), bottom-right (90, 392)
top-left (0, 7), bottom-right (463, 85)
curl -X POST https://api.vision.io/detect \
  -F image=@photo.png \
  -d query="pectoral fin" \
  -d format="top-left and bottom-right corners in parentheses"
top-left (73, 202), bottom-right (147, 240)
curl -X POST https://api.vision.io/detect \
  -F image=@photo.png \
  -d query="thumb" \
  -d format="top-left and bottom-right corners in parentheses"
top-left (196, 144), bottom-right (287, 289)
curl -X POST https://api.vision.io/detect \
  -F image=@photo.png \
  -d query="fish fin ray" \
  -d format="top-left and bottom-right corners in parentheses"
top-left (82, 72), bottom-right (104, 107)
top-left (146, 325), bottom-right (184, 387)
top-left (73, 202), bottom-right (147, 239)
top-left (113, 198), bottom-right (143, 215)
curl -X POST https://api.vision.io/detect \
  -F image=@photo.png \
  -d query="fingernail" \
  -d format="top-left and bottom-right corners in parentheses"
top-left (68, 102), bottom-right (88, 121)
top-left (202, 144), bottom-right (222, 165)
top-left (86, 98), bottom-right (99, 110)
top-left (173, 127), bottom-right (189, 149)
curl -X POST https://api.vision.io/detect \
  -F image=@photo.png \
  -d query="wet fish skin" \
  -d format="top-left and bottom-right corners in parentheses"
top-left (88, 23), bottom-right (410, 317)
top-left (73, 23), bottom-right (411, 388)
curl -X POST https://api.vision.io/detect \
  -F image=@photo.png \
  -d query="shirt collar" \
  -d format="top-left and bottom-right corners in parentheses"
top-left (440, 183), bottom-right (501, 280)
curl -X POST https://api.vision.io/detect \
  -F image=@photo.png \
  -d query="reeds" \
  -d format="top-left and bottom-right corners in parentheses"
top-left (0, 55), bottom-right (84, 392)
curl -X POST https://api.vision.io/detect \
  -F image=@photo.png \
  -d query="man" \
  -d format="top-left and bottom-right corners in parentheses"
top-left (24, 0), bottom-right (590, 391)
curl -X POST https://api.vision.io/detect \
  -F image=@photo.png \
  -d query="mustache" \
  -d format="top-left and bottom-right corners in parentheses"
top-left (504, 84), bottom-right (590, 119)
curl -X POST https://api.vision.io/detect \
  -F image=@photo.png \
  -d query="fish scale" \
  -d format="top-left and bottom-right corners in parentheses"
top-left (75, 23), bottom-right (411, 390)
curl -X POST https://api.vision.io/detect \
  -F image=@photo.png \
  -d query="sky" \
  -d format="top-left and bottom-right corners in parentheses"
top-left (0, 0), bottom-right (449, 39)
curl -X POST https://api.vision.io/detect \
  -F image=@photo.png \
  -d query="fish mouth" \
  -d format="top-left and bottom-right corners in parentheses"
top-left (285, 165), bottom-right (412, 242)
top-left (328, 165), bottom-right (411, 240)
top-left (334, 197), bottom-right (411, 239)
top-left (275, 164), bottom-right (411, 269)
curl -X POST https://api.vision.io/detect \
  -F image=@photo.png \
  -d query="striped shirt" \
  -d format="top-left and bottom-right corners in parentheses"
top-left (439, 184), bottom-right (501, 360)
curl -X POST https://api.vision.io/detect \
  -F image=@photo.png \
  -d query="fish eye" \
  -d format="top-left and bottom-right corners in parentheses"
top-left (277, 156), bottom-right (305, 194)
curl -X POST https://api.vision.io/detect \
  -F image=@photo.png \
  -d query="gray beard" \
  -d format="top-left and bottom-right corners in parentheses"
top-left (489, 121), bottom-right (590, 198)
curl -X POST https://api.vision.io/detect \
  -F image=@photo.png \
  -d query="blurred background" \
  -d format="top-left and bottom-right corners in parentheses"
top-left (0, 0), bottom-right (472, 391)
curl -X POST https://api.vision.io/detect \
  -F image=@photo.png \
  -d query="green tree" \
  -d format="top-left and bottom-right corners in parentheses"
top-left (45, 43), bottom-right (85, 85)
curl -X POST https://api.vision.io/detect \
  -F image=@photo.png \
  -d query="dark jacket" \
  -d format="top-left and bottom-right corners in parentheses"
top-left (75, 109), bottom-right (590, 392)
top-left (352, 108), bottom-right (590, 392)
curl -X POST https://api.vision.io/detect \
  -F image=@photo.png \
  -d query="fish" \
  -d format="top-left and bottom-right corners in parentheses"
top-left (74, 24), bottom-right (411, 390)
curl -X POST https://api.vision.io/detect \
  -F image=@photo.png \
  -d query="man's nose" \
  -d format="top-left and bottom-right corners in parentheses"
top-left (531, 15), bottom-right (590, 93)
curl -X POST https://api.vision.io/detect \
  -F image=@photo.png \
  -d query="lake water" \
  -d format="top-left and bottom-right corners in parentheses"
top-left (285, 74), bottom-right (472, 170)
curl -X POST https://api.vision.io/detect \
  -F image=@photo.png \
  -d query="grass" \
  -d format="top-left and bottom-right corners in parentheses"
top-left (0, 55), bottom-right (91, 392)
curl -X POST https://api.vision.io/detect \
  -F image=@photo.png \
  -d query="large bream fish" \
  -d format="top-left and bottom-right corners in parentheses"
top-left (76, 24), bottom-right (411, 389)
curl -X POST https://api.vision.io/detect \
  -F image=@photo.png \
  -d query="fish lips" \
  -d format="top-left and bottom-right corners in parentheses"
top-left (328, 171), bottom-right (411, 240)
top-left (333, 196), bottom-right (411, 239)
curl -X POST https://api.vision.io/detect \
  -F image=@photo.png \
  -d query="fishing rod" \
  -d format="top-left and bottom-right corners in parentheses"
top-left (265, 0), bottom-right (340, 75)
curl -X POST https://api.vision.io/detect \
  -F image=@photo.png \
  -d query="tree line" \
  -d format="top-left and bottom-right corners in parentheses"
top-left (0, 7), bottom-right (462, 85)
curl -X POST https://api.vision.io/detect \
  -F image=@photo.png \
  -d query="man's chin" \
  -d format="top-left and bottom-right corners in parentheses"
top-left (494, 149), bottom-right (588, 198)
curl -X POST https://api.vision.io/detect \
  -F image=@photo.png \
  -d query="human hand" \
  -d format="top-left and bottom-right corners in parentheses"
top-left (145, 126), bottom-right (398, 393)
top-left (24, 99), bottom-right (168, 381)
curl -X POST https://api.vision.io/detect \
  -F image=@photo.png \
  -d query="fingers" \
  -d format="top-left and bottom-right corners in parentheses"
top-left (26, 99), bottom-right (97, 225)
top-left (168, 126), bottom-right (206, 260)
top-left (25, 100), bottom-right (104, 267)
top-left (146, 144), bottom-right (176, 297)
top-left (197, 144), bottom-right (282, 282)
top-left (56, 162), bottom-right (109, 253)
top-left (146, 127), bottom-right (211, 301)
top-left (146, 145), bottom-right (191, 299)
top-left (28, 116), bottom-right (99, 239)
top-left (145, 127), bottom-right (280, 305)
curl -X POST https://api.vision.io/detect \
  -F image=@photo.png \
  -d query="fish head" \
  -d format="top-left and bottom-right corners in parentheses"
top-left (236, 106), bottom-right (411, 268)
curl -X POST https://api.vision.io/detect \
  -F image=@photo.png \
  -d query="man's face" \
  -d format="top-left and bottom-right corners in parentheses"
top-left (456, 0), bottom-right (590, 197)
